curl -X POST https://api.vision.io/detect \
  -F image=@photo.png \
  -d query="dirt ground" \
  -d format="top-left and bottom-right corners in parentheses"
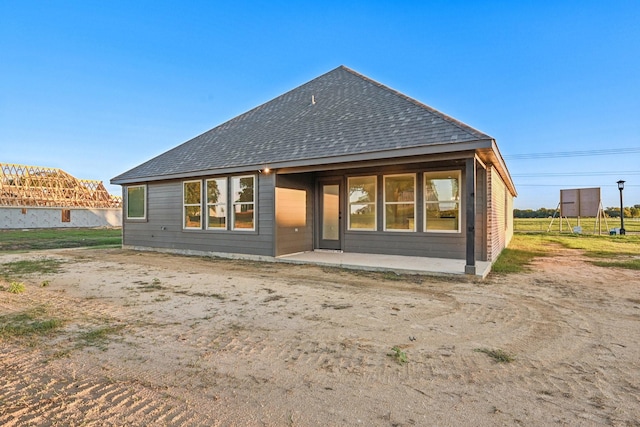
top-left (1, 247), bottom-right (639, 426)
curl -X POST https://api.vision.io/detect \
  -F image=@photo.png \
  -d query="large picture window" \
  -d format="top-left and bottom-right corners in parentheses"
top-left (183, 180), bottom-right (202, 229)
top-left (206, 178), bottom-right (227, 229)
top-left (384, 174), bottom-right (415, 231)
top-left (126, 185), bottom-right (146, 220)
top-left (348, 176), bottom-right (376, 230)
top-left (232, 175), bottom-right (255, 230)
top-left (424, 171), bottom-right (460, 232)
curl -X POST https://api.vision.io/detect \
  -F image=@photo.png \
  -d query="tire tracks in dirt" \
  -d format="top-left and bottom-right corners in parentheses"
top-left (2, 247), bottom-right (639, 425)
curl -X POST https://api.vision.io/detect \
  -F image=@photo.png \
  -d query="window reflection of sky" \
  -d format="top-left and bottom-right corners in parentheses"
top-left (427, 175), bottom-right (459, 210)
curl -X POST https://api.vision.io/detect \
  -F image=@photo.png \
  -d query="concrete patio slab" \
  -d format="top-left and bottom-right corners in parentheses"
top-left (277, 250), bottom-right (492, 279)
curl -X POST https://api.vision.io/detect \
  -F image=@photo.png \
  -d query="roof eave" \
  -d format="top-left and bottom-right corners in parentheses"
top-left (111, 140), bottom-right (495, 185)
top-left (477, 140), bottom-right (518, 197)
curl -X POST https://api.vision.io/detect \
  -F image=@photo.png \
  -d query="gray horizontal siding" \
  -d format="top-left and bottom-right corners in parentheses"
top-left (121, 156), bottom-right (493, 262)
top-left (344, 231), bottom-right (465, 259)
top-left (123, 175), bottom-right (275, 257)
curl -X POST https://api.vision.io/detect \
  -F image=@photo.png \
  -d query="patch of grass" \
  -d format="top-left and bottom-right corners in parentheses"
top-left (51, 348), bottom-right (72, 359)
top-left (543, 234), bottom-right (640, 271)
top-left (0, 228), bottom-right (121, 252)
top-left (77, 325), bottom-right (125, 350)
top-left (492, 234), bottom-right (551, 273)
top-left (0, 258), bottom-right (63, 280)
top-left (474, 347), bottom-right (515, 363)
top-left (382, 271), bottom-right (403, 281)
top-left (0, 306), bottom-right (65, 339)
top-left (389, 346), bottom-right (408, 365)
top-left (8, 282), bottom-right (26, 294)
top-left (591, 259), bottom-right (640, 270)
top-left (495, 233), bottom-right (640, 274)
top-left (492, 247), bottom-right (545, 274)
top-left (136, 278), bottom-right (165, 292)
top-left (547, 233), bottom-right (640, 254)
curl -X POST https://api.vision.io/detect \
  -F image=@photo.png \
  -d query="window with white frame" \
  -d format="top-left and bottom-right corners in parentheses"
top-left (231, 175), bottom-right (255, 230)
top-left (183, 180), bottom-right (202, 229)
top-left (384, 174), bottom-right (415, 231)
top-left (348, 176), bottom-right (376, 230)
top-left (126, 185), bottom-right (146, 220)
top-left (424, 171), bottom-right (460, 232)
top-left (206, 178), bottom-right (227, 229)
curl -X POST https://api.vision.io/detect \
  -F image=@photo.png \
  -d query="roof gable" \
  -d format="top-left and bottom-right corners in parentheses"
top-left (112, 66), bottom-right (494, 183)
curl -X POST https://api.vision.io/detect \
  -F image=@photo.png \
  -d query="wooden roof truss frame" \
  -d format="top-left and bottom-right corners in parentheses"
top-left (1, 163), bottom-right (121, 208)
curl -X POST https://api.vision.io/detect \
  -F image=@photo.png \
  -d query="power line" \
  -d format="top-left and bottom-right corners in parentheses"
top-left (505, 147), bottom-right (640, 160)
top-left (515, 184), bottom-right (640, 187)
top-left (512, 171), bottom-right (640, 177)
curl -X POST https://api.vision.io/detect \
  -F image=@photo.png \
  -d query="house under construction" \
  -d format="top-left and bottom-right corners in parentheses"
top-left (1, 163), bottom-right (122, 229)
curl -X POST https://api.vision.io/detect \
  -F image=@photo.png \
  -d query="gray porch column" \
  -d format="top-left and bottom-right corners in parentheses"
top-left (465, 157), bottom-right (476, 275)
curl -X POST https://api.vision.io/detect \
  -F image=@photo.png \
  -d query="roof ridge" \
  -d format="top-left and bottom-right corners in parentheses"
top-left (112, 66), bottom-right (505, 185)
top-left (177, 65), bottom-right (490, 145)
top-left (338, 66), bottom-right (492, 140)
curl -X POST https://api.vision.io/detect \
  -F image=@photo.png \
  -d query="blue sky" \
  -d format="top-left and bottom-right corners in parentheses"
top-left (1, 1), bottom-right (638, 210)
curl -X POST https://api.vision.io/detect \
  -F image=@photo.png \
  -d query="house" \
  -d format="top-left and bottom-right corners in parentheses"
top-left (1, 163), bottom-right (122, 229)
top-left (111, 66), bottom-right (516, 275)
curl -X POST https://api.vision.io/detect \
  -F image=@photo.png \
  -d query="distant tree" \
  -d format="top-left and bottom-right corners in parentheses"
top-left (515, 205), bottom-right (640, 219)
top-left (514, 207), bottom-right (558, 218)
top-left (536, 207), bottom-right (556, 218)
top-left (605, 207), bottom-right (620, 218)
top-left (236, 177), bottom-right (254, 203)
top-left (513, 209), bottom-right (528, 218)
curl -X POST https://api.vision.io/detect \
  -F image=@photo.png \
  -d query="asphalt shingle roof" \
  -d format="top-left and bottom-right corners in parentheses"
top-left (112, 66), bottom-right (494, 184)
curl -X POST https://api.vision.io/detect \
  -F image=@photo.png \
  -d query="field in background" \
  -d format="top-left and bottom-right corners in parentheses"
top-left (515, 217), bottom-right (640, 234)
top-left (0, 228), bottom-right (121, 252)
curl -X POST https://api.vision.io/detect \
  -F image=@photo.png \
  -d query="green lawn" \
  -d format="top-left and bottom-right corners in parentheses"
top-left (493, 232), bottom-right (640, 274)
top-left (515, 217), bottom-right (640, 234)
top-left (0, 228), bottom-right (122, 252)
